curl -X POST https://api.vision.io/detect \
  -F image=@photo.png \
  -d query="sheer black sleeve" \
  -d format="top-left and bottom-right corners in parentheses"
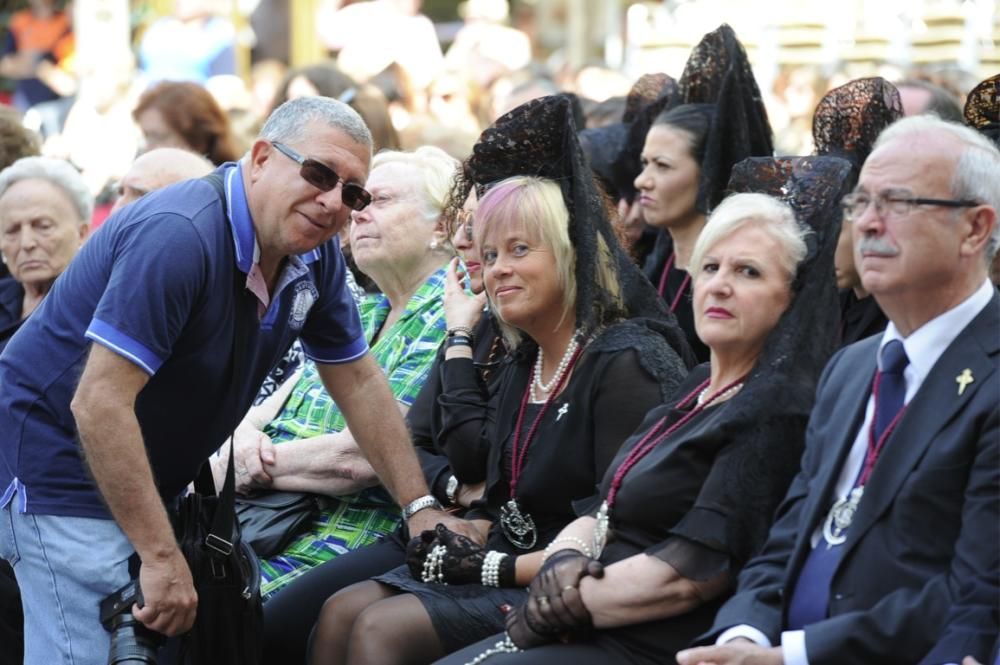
top-left (646, 406), bottom-right (810, 580)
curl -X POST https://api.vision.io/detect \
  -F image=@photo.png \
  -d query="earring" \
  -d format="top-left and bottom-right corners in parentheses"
top-left (429, 239), bottom-right (439, 251)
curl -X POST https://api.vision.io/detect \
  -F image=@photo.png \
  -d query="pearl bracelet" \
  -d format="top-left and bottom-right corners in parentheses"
top-left (542, 536), bottom-right (593, 562)
top-left (480, 550), bottom-right (508, 587)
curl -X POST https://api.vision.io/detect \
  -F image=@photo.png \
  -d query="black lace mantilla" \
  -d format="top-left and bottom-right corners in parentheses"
top-left (678, 24), bottom-right (774, 213)
top-left (964, 74), bottom-right (999, 147)
top-left (446, 93), bottom-right (695, 368)
top-left (709, 155), bottom-right (853, 569)
top-left (813, 77), bottom-right (903, 177)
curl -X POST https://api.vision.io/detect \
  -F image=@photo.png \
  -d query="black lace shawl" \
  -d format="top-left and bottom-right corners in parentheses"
top-left (445, 93), bottom-right (696, 368)
top-left (813, 77), bottom-right (903, 182)
top-left (696, 154), bottom-right (853, 570)
top-left (964, 74), bottom-right (999, 147)
top-left (678, 24), bottom-right (774, 214)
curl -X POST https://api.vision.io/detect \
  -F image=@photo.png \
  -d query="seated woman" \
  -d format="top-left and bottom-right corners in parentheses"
top-left (308, 94), bottom-right (691, 665)
top-left (0, 156), bottom-right (90, 350)
top-left (213, 146), bottom-right (459, 599)
top-left (636, 25), bottom-right (772, 363)
top-left (444, 157), bottom-right (850, 665)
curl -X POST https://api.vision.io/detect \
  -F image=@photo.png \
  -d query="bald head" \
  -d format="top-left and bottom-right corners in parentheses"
top-left (112, 148), bottom-right (215, 214)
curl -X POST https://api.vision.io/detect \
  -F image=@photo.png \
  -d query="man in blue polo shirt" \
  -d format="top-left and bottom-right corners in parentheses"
top-left (0, 96), bottom-right (462, 664)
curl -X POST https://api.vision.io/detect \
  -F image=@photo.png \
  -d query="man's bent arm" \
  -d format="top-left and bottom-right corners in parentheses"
top-left (71, 344), bottom-right (197, 636)
top-left (316, 355), bottom-right (479, 539)
top-left (317, 354), bottom-right (429, 504)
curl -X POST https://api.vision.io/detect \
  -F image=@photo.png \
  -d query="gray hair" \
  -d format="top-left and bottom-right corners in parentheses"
top-left (691, 192), bottom-right (809, 281)
top-left (259, 96), bottom-right (373, 156)
top-left (370, 146), bottom-right (459, 223)
top-left (0, 156), bottom-right (93, 223)
top-left (874, 115), bottom-right (1000, 263)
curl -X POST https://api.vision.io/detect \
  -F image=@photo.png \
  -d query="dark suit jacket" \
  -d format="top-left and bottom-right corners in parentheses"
top-left (917, 561), bottom-right (999, 665)
top-left (703, 291), bottom-right (1000, 665)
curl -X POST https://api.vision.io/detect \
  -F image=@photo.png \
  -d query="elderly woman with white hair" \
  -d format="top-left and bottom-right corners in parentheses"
top-left (442, 180), bottom-right (847, 665)
top-left (0, 156), bottom-right (91, 349)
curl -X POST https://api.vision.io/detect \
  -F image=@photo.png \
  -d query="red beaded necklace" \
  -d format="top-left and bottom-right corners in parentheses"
top-left (605, 373), bottom-right (747, 508)
top-left (657, 252), bottom-right (691, 314)
top-left (508, 345), bottom-right (585, 499)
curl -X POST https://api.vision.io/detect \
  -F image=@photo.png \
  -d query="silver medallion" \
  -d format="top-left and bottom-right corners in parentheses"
top-left (591, 500), bottom-right (610, 559)
top-left (500, 499), bottom-right (537, 550)
top-left (822, 486), bottom-right (864, 547)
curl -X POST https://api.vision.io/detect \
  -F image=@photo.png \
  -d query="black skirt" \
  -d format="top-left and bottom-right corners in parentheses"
top-left (373, 565), bottom-right (528, 653)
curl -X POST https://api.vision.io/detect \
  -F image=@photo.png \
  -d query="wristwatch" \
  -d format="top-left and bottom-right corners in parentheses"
top-left (402, 494), bottom-right (442, 520)
top-left (445, 475), bottom-right (459, 505)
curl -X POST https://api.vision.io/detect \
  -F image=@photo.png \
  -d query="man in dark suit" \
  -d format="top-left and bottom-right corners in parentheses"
top-left (676, 114), bottom-right (999, 665)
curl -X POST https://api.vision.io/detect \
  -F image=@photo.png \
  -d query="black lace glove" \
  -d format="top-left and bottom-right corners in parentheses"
top-left (436, 524), bottom-right (517, 586)
top-left (405, 526), bottom-right (441, 579)
top-left (505, 603), bottom-right (560, 650)
top-left (524, 549), bottom-right (604, 636)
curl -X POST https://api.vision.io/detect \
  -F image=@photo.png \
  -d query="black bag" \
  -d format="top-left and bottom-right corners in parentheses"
top-left (171, 171), bottom-right (262, 664)
top-left (175, 475), bottom-right (262, 665)
top-left (235, 491), bottom-right (322, 559)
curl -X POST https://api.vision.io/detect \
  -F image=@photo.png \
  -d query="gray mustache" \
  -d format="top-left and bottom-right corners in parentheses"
top-left (856, 236), bottom-right (900, 257)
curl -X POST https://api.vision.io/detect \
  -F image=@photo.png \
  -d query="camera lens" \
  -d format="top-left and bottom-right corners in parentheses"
top-left (107, 613), bottom-right (159, 664)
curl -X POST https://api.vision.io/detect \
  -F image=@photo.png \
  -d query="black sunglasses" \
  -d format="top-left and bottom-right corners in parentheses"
top-left (271, 141), bottom-right (372, 211)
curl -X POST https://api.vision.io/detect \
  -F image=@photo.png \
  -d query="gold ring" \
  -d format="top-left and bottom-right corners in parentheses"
top-left (537, 595), bottom-right (549, 605)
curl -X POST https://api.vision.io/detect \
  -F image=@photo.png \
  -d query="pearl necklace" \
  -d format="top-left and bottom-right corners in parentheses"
top-left (532, 333), bottom-right (581, 399)
top-left (696, 381), bottom-right (744, 406)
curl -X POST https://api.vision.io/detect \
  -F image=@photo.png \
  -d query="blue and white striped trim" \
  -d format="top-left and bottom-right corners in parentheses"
top-left (85, 319), bottom-right (163, 375)
top-left (0, 478), bottom-right (26, 513)
top-left (302, 337), bottom-right (369, 365)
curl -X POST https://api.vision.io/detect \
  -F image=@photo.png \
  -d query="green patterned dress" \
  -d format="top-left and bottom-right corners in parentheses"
top-left (258, 266), bottom-right (448, 598)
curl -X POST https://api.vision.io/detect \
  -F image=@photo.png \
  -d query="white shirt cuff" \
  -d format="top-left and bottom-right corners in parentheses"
top-left (781, 629), bottom-right (809, 665)
top-left (716, 625), bottom-right (772, 647)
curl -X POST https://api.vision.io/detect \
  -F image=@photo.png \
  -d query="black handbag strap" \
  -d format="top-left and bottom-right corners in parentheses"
top-left (193, 171), bottom-right (248, 557)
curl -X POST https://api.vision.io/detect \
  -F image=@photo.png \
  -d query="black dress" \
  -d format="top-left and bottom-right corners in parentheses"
top-left (642, 232), bottom-right (710, 364)
top-left (441, 363), bottom-right (808, 665)
top-left (374, 320), bottom-right (687, 653)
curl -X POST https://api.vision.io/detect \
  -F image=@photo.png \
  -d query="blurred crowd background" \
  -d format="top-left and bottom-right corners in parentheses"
top-left (2, 0), bottom-right (998, 228)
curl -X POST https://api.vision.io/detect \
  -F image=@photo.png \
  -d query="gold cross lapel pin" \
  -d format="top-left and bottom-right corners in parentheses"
top-left (955, 368), bottom-right (974, 396)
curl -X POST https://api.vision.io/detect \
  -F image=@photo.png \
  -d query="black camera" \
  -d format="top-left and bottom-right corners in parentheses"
top-left (100, 579), bottom-right (162, 664)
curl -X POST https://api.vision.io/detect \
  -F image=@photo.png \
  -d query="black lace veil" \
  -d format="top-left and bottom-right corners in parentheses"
top-left (445, 93), bottom-right (695, 366)
top-left (813, 77), bottom-right (903, 181)
top-left (675, 155), bottom-right (853, 571)
top-left (677, 24), bottom-right (774, 214)
top-left (964, 74), bottom-right (999, 147)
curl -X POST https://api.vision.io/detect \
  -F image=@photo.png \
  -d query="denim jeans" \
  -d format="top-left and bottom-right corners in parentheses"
top-left (0, 498), bottom-right (133, 665)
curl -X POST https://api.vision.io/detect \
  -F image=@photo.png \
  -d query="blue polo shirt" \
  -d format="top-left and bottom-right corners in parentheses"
top-left (0, 164), bottom-right (367, 519)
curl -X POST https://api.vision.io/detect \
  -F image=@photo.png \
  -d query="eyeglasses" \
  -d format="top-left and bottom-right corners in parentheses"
top-left (842, 189), bottom-right (979, 221)
top-left (453, 209), bottom-right (474, 241)
top-left (271, 141), bottom-right (372, 211)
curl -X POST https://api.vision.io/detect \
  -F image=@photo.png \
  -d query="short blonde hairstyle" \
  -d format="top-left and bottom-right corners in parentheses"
top-left (475, 175), bottom-right (622, 346)
top-left (690, 192), bottom-right (808, 281)
top-left (371, 145), bottom-right (459, 222)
